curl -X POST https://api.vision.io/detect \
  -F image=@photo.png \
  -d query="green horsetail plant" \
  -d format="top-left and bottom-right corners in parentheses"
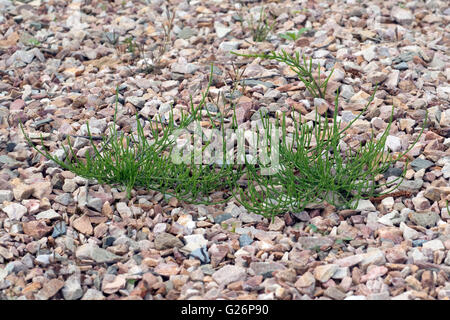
top-left (20, 56), bottom-right (428, 219)
top-left (231, 50), bottom-right (334, 99)
top-left (228, 49), bottom-right (426, 218)
top-left (21, 66), bottom-right (241, 203)
top-left (232, 89), bottom-right (427, 220)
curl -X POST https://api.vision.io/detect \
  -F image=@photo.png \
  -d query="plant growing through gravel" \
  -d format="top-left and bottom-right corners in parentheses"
top-left (21, 68), bottom-right (240, 204)
top-left (145, 5), bottom-right (176, 72)
top-left (114, 5), bottom-right (175, 74)
top-left (26, 37), bottom-right (41, 47)
top-left (279, 27), bottom-right (309, 41)
top-left (232, 90), bottom-right (426, 219)
top-left (224, 62), bottom-right (249, 129)
top-left (247, 7), bottom-right (276, 42)
top-left (104, 30), bottom-right (119, 45)
top-left (229, 50), bottom-right (427, 219)
top-left (122, 36), bottom-right (138, 56)
top-left (20, 51), bottom-right (427, 219)
top-left (232, 50), bottom-right (334, 99)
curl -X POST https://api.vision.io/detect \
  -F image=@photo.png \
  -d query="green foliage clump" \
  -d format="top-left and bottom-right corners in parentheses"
top-left (229, 50), bottom-right (426, 219)
top-left (233, 90), bottom-right (425, 219)
top-left (21, 67), bottom-right (240, 203)
top-left (247, 7), bottom-right (275, 42)
top-left (279, 27), bottom-right (309, 41)
top-left (22, 50), bottom-right (426, 219)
